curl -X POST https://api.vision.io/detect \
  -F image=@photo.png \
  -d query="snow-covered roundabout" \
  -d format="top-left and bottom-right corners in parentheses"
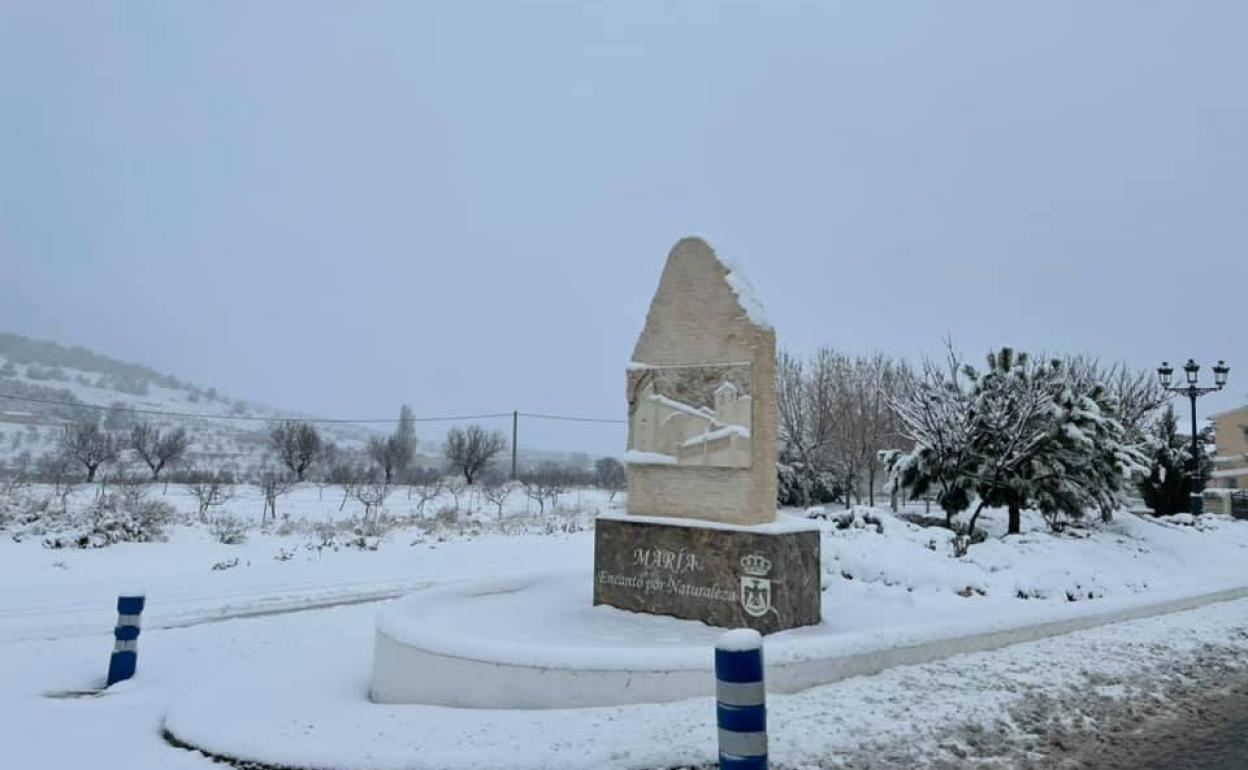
top-left (367, 567), bottom-right (1248, 710)
top-left (160, 505), bottom-right (1248, 770)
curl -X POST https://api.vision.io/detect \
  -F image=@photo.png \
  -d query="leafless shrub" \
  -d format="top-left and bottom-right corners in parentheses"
top-left (0, 452), bottom-right (32, 500)
top-left (255, 467), bottom-right (296, 523)
top-left (36, 451), bottom-right (80, 508)
top-left (443, 475), bottom-right (468, 512)
top-left (407, 470), bottom-right (444, 515)
top-left (96, 456), bottom-right (145, 499)
top-left (328, 461), bottom-right (361, 512)
top-left (184, 470), bottom-right (236, 521)
top-left (351, 469), bottom-right (393, 528)
top-left (520, 462), bottom-right (572, 514)
top-left (480, 472), bottom-right (518, 518)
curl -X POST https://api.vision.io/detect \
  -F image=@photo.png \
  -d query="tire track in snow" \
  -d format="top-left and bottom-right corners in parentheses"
top-left (0, 577), bottom-right (447, 643)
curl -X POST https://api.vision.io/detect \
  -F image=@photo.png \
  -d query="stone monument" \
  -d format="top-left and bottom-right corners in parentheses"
top-left (594, 237), bottom-right (821, 634)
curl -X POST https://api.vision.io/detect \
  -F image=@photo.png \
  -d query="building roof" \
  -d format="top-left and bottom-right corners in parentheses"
top-left (1209, 403), bottom-right (1248, 420)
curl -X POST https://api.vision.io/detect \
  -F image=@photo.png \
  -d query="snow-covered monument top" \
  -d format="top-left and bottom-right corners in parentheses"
top-left (625, 236), bottom-right (778, 525)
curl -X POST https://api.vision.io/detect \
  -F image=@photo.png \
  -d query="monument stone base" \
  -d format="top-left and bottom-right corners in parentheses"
top-left (593, 512), bottom-right (821, 634)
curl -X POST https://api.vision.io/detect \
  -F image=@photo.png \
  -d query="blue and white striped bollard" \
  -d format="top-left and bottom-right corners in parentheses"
top-left (715, 628), bottom-right (767, 770)
top-left (107, 593), bottom-right (145, 687)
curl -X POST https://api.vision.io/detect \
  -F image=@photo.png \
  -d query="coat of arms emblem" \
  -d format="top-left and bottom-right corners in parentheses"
top-left (739, 553), bottom-right (772, 618)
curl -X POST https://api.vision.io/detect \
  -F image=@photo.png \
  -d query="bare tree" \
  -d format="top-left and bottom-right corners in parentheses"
top-left (778, 349), bottom-right (912, 508)
top-left (480, 471), bottom-right (516, 518)
top-left (130, 422), bottom-right (191, 480)
top-left (328, 461), bottom-right (361, 512)
top-left (256, 468), bottom-right (296, 523)
top-left (184, 469), bottom-right (236, 522)
top-left (96, 454), bottom-right (144, 499)
top-left (368, 405), bottom-right (417, 484)
top-left (522, 475), bottom-right (548, 514)
top-left (351, 468), bottom-right (393, 528)
top-left (846, 354), bottom-right (911, 507)
top-left (268, 420), bottom-right (323, 482)
top-left (777, 349), bottom-right (862, 507)
top-left (0, 452), bottom-right (32, 499)
top-left (594, 457), bottom-right (626, 502)
top-left (521, 463), bottom-right (570, 514)
top-left (778, 350), bottom-right (830, 505)
top-left (37, 451), bottom-right (79, 507)
top-left (443, 474), bottom-right (469, 512)
top-left (58, 420), bottom-right (119, 482)
top-left (408, 470), bottom-right (444, 516)
top-left (443, 424), bottom-right (507, 485)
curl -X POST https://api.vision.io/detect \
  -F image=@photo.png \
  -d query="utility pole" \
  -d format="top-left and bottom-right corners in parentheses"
top-left (511, 410), bottom-right (518, 480)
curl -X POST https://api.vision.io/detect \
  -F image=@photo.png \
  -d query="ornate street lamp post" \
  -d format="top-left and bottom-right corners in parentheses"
top-left (1157, 359), bottom-right (1230, 514)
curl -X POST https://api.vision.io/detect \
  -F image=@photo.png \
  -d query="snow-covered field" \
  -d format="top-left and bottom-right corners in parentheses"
top-left (3, 484), bottom-right (1248, 769)
top-left (0, 483), bottom-right (608, 642)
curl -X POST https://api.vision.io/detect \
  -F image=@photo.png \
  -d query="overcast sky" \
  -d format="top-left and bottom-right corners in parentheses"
top-left (2, 1), bottom-right (1245, 454)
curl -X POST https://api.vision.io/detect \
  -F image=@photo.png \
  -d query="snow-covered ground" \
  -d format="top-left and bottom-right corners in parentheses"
top-left (0, 483), bottom-right (608, 642)
top-left (6, 576), bottom-right (1248, 769)
top-left (2, 484), bottom-right (1247, 768)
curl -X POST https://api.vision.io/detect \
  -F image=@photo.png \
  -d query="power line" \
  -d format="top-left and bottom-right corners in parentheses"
top-left (519, 412), bottom-right (627, 425)
top-left (0, 393), bottom-right (624, 427)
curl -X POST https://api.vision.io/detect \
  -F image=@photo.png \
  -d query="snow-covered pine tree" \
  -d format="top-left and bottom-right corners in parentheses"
top-left (1029, 370), bottom-right (1147, 529)
top-left (1137, 405), bottom-right (1212, 515)
top-left (888, 346), bottom-right (1147, 541)
top-left (959, 348), bottom-right (1062, 536)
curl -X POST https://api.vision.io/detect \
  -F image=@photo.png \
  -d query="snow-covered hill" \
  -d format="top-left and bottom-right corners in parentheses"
top-left (0, 332), bottom-right (381, 471)
top-left (0, 332), bottom-right (604, 474)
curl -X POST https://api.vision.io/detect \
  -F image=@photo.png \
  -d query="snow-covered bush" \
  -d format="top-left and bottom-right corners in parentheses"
top-left (433, 505), bottom-right (458, 528)
top-left (355, 510), bottom-right (392, 538)
top-left (312, 520), bottom-right (341, 549)
top-left (885, 347), bottom-right (1148, 542)
top-left (301, 518), bottom-right (382, 552)
top-left (0, 489), bottom-right (25, 530)
top-left (208, 513), bottom-right (248, 545)
top-left (43, 487), bottom-right (175, 548)
top-left (819, 506), bottom-right (885, 533)
top-left (2, 492), bottom-right (61, 536)
top-left (777, 454), bottom-right (841, 508)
